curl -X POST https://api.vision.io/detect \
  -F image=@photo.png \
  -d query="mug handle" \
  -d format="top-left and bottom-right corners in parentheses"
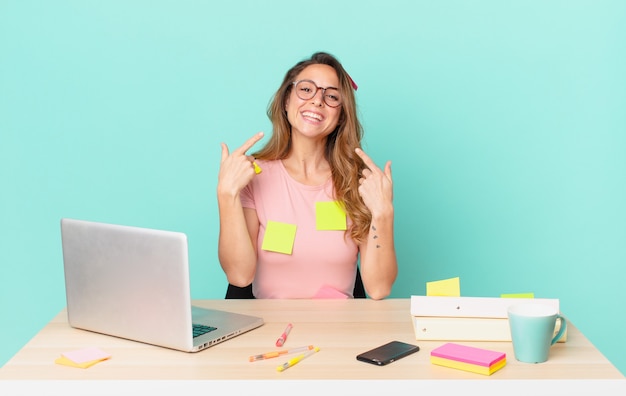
top-left (551, 314), bottom-right (567, 345)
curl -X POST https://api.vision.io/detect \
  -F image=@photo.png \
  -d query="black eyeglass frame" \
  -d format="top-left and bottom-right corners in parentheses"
top-left (291, 80), bottom-right (342, 108)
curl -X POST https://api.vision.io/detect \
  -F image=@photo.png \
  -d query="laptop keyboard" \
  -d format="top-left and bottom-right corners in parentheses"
top-left (193, 324), bottom-right (217, 338)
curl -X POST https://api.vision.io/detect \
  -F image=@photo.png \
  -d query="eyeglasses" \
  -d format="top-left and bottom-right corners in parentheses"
top-left (291, 80), bottom-right (342, 108)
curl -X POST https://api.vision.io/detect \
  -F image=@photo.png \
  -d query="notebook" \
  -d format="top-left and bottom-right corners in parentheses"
top-left (60, 218), bottom-right (264, 353)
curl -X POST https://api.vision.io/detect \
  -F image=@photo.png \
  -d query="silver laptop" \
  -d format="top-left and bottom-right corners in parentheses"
top-left (60, 218), bottom-right (264, 352)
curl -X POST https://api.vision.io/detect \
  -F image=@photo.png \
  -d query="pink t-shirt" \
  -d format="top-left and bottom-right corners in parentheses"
top-left (240, 159), bottom-right (358, 298)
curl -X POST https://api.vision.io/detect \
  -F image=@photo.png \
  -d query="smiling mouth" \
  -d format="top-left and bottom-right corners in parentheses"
top-left (302, 111), bottom-right (324, 122)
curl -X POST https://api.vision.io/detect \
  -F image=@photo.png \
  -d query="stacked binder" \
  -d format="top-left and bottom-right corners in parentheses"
top-left (411, 295), bottom-right (566, 342)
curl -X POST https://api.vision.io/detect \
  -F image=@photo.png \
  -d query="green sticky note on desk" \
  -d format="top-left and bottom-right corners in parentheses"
top-left (426, 277), bottom-right (461, 296)
top-left (262, 221), bottom-right (297, 254)
top-left (501, 292), bottom-right (535, 298)
top-left (316, 201), bottom-right (347, 230)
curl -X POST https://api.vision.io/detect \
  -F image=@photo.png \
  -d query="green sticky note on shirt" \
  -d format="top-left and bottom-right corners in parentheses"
top-left (262, 220), bottom-right (297, 254)
top-left (316, 201), bottom-right (347, 230)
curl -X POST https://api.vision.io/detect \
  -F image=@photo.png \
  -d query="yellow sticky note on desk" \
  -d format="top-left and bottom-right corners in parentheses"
top-left (426, 277), bottom-right (461, 296)
top-left (316, 201), bottom-right (347, 230)
top-left (55, 347), bottom-right (111, 369)
top-left (262, 221), bottom-right (297, 254)
top-left (55, 356), bottom-right (109, 369)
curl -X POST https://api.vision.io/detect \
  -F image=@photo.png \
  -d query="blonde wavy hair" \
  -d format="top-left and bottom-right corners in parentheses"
top-left (252, 52), bottom-right (371, 244)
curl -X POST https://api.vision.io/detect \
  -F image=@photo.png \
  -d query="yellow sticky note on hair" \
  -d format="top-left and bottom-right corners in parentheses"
top-left (262, 221), bottom-right (297, 254)
top-left (316, 201), bottom-right (347, 230)
top-left (426, 277), bottom-right (461, 296)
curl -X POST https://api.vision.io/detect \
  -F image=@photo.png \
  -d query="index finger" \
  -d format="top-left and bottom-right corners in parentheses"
top-left (233, 132), bottom-right (264, 155)
top-left (355, 147), bottom-right (381, 171)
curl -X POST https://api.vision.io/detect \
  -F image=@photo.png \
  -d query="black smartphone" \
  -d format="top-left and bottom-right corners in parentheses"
top-left (356, 341), bottom-right (420, 366)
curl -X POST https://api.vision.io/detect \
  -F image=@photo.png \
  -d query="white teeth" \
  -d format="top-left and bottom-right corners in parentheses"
top-left (302, 111), bottom-right (322, 121)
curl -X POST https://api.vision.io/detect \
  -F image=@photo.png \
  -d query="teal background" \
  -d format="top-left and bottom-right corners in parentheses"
top-left (1, 1), bottom-right (624, 375)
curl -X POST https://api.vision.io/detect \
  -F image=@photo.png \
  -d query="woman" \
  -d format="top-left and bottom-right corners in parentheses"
top-left (217, 52), bottom-right (396, 299)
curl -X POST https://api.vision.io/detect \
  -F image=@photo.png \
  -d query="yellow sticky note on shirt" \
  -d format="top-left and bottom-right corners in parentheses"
top-left (426, 277), bottom-right (461, 296)
top-left (316, 201), bottom-right (347, 230)
top-left (262, 221), bottom-right (297, 254)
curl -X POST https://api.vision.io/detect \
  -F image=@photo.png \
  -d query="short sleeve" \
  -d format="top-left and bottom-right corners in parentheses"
top-left (240, 183), bottom-right (255, 209)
